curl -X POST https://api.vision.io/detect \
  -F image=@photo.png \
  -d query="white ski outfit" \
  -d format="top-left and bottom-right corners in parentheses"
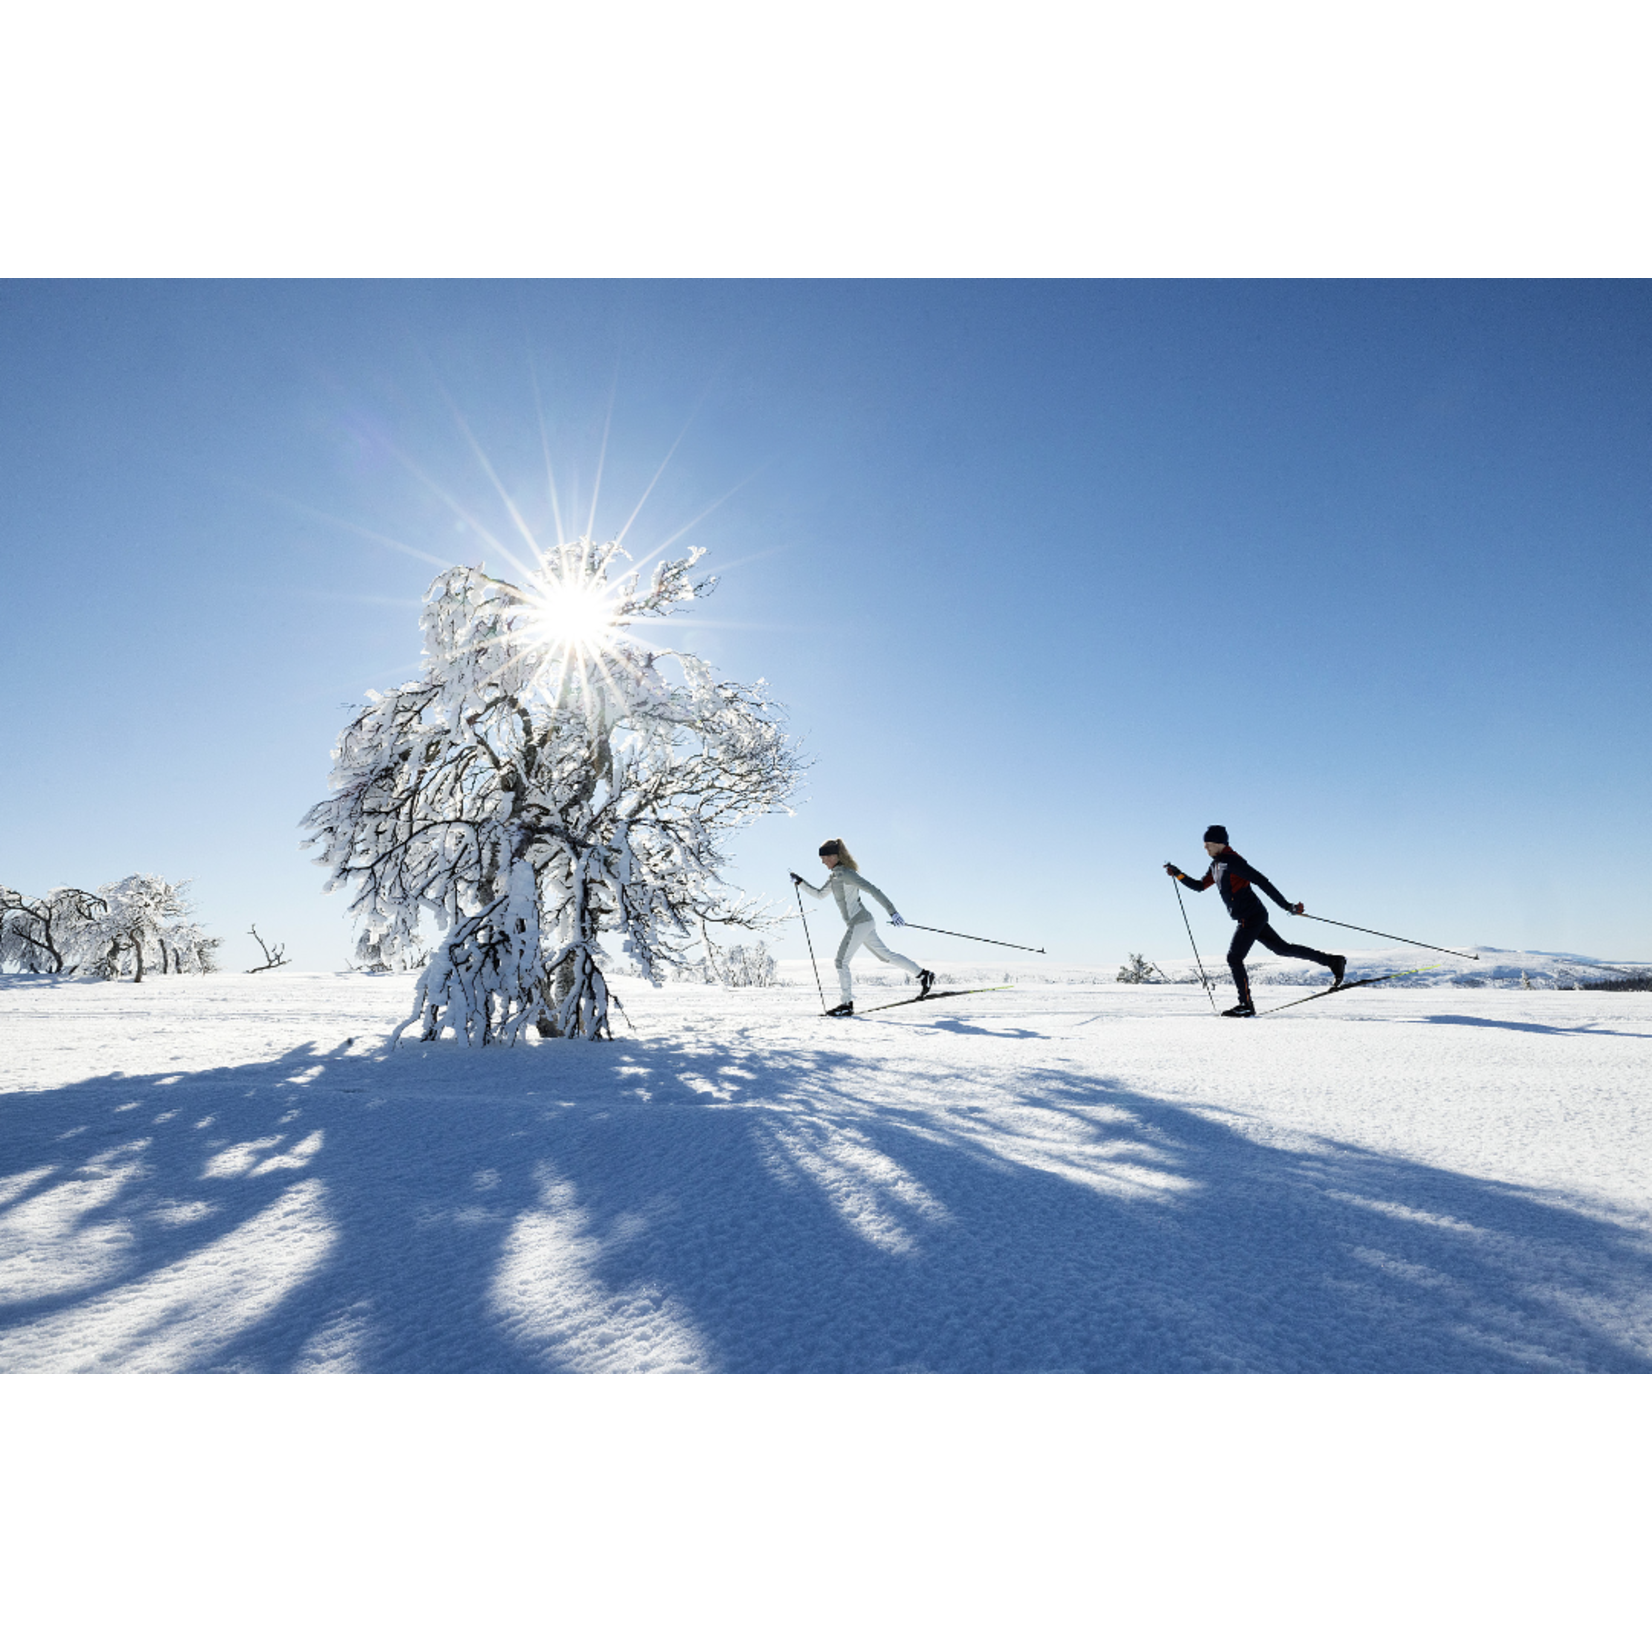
top-left (798, 866), bottom-right (923, 1001)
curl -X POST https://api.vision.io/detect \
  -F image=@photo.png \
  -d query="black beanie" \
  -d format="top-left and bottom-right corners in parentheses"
top-left (1203, 824), bottom-right (1229, 844)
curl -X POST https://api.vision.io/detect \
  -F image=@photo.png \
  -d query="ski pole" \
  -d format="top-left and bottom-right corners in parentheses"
top-left (898, 923), bottom-right (1045, 954)
top-left (793, 879), bottom-right (828, 1012)
top-left (1296, 913), bottom-right (1479, 962)
top-left (1171, 875), bottom-right (1219, 1015)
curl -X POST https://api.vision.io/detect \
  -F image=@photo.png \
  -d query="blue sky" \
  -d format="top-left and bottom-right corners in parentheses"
top-left (2, 279), bottom-right (1648, 972)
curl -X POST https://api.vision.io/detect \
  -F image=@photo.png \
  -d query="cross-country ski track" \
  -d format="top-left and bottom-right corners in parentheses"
top-left (3, 964), bottom-right (1648, 1373)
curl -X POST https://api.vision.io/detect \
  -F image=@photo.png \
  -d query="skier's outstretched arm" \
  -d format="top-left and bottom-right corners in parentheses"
top-left (790, 873), bottom-right (829, 898)
top-left (1164, 863), bottom-right (1214, 891)
top-left (840, 869), bottom-right (901, 919)
top-left (1250, 867), bottom-right (1299, 913)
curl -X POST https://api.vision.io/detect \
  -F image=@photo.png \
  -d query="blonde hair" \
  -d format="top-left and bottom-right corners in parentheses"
top-left (819, 838), bottom-right (858, 871)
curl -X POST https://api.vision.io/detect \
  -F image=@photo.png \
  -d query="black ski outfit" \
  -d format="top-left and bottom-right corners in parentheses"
top-left (1168, 846), bottom-right (1341, 1006)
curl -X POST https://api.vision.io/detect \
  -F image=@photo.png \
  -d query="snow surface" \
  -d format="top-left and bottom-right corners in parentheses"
top-left (3, 957), bottom-right (1650, 1373)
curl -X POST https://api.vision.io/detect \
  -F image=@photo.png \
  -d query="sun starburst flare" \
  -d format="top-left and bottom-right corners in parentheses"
top-left (522, 567), bottom-right (623, 654)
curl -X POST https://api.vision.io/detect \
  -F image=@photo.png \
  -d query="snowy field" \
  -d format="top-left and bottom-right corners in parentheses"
top-left (3, 958), bottom-right (1650, 1373)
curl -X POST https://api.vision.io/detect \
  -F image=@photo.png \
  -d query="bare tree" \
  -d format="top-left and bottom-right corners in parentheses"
top-left (246, 924), bottom-right (291, 973)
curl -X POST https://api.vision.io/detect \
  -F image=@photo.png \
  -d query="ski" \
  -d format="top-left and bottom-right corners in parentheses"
top-left (1258, 965), bottom-right (1441, 1016)
top-left (826, 986), bottom-right (1017, 1017)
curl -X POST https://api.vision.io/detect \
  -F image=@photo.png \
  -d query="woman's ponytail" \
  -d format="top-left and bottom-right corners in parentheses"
top-left (817, 838), bottom-right (859, 871)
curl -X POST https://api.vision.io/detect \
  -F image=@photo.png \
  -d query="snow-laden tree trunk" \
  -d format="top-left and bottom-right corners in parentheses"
top-left (303, 537), bottom-right (803, 1044)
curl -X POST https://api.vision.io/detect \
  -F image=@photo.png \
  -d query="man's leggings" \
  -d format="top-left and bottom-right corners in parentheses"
top-left (1228, 917), bottom-right (1339, 1003)
top-left (836, 917), bottom-right (921, 1002)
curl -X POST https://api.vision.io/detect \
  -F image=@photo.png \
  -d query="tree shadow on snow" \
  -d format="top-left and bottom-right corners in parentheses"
top-left (1414, 1014), bottom-right (1652, 1039)
top-left (1, 1029), bottom-right (1648, 1373)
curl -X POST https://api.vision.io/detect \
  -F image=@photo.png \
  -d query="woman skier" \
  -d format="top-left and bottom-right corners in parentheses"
top-left (1164, 825), bottom-right (1344, 1017)
top-left (793, 839), bottom-right (935, 1016)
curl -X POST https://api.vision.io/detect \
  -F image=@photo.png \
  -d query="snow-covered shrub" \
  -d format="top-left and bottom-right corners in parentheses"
top-left (0, 878), bottom-right (216, 977)
top-left (692, 935), bottom-right (778, 987)
top-left (302, 538), bottom-right (803, 1044)
top-left (349, 937), bottom-right (431, 974)
top-left (723, 943), bottom-right (779, 988)
top-left (1116, 953), bottom-right (1162, 984)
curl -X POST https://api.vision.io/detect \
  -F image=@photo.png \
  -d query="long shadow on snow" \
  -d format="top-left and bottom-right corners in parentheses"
top-left (1414, 1014), bottom-right (1652, 1039)
top-left (1, 1031), bottom-right (1647, 1373)
top-left (924, 1018), bottom-right (1047, 1040)
top-left (542, 1037), bottom-right (1651, 1373)
top-left (0, 1038), bottom-right (545, 1374)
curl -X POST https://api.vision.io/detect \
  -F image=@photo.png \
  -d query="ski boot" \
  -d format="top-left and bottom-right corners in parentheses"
top-left (1329, 956), bottom-right (1347, 988)
top-left (917, 969), bottom-right (936, 999)
top-left (1221, 1001), bottom-right (1257, 1018)
top-left (826, 1002), bottom-right (854, 1018)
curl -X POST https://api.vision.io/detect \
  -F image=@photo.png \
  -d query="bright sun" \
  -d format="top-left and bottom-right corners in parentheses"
top-left (526, 577), bottom-right (618, 653)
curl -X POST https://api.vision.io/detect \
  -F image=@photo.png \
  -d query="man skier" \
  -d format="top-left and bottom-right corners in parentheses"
top-left (1164, 826), bottom-right (1344, 1017)
top-left (792, 839), bottom-right (935, 1017)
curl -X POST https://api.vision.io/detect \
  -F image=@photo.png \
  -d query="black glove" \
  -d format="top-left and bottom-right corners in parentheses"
top-left (1164, 863), bottom-right (1184, 879)
top-left (789, 872), bottom-right (803, 884)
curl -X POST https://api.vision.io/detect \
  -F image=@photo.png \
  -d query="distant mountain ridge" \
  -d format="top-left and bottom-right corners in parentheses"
top-left (1148, 944), bottom-right (1652, 991)
top-left (770, 946), bottom-right (1652, 992)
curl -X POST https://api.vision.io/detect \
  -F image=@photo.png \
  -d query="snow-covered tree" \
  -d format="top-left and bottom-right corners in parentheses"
top-left (1116, 952), bottom-right (1163, 984)
top-left (0, 886), bottom-right (102, 974)
top-left (75, 875), bottom-right (218, 979)
top-left (302, 537), bottom-right (803, 1044)
top-left (0, 877), bottom-right (217, 977)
